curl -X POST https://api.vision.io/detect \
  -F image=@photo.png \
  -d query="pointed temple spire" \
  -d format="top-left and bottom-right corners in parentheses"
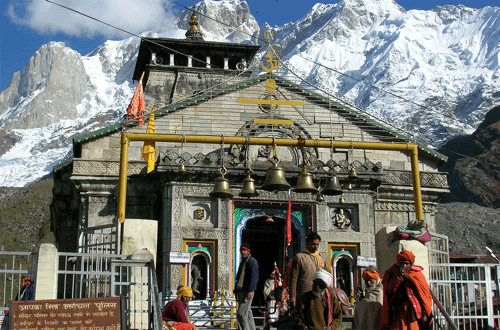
top-left (185, 12), bottom-right (204, 41)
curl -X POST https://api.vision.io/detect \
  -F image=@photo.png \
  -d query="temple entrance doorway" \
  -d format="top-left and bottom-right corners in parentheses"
top-left (240, 213), bottom-right (303, 310)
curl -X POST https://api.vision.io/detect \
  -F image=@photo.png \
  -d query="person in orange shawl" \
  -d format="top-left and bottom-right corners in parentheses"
top-left (380, 250), bottom-right (433, 330)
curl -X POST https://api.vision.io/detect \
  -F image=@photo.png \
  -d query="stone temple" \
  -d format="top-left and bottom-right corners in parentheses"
top-left (51, 13), bottom-right (448, 304)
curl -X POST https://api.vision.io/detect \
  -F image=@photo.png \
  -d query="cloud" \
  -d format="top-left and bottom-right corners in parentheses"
top-left (7, 0), bottom-right (177, 38)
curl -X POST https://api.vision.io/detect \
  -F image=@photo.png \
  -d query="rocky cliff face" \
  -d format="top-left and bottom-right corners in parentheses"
top-left (439, 106), bottom-right (500, 208)
top-left (0, 42), bottom-right (91, 130)
top-left (436, 202), bottom-right (500, 254)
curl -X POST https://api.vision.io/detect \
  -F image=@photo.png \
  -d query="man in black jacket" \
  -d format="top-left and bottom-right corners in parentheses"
top-left (234, 242), bottom-right (259, 330)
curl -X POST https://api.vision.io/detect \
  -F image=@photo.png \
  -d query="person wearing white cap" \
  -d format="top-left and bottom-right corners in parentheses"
top-left (293, 268), bottom-right (343, 330)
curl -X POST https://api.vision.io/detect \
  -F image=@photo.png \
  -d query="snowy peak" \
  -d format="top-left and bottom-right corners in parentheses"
top-left (0, 42), bottom-right (90, 130)
top-left (176, 0), bottom-right (259, 42)
top-left (1, 0), bottom-right (500, 187)
top-left (434, 4), bottom-right (476, 23)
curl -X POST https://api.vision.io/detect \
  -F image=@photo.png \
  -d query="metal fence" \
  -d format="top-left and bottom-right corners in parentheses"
top-left (0, 251), bottom-right (37, 312)
top-left (428, 232), bottom-right (456, 329)
top-left (429, 263), bottom-right (500, 330)
top-left (78, 223), bottom-right (120, 254)
top-left (57, 251), bottom-right (126, 299)
top-left (57, 252), bottom-right (161, 329)
top-left (428, 233), bottom-right (500, 329)
top-left (161, 289), bottom-right (238, 329)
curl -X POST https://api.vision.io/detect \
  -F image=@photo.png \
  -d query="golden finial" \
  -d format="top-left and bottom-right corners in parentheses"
top-left (185, 11), bottom-right (204, 41)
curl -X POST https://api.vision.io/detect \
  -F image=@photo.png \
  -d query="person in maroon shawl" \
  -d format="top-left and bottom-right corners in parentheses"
top-left (162, 286), bottom-right (199, 330)
top-left (380, 250), bottom-right (433, 330)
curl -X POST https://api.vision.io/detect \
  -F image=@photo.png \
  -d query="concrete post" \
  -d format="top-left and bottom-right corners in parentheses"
top-left (121, 219), bottom-right (158, 265)
top-left (376, 227), bottom-right (430, 281)
top-left (35, 243), bottom-right (58, 300)
top-left (129, 249), bottom-right (155, 329)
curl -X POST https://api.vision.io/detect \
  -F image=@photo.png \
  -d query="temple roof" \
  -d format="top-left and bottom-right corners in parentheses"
top-left (73, 73), bottom-right (448, 164)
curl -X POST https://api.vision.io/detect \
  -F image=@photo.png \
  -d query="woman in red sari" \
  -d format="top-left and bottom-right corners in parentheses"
top-left (380, 250), bottom-right (433, 330)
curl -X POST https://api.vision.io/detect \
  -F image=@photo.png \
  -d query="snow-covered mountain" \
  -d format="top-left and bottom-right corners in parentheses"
top-left (0, 0), bottom-right (499, 187)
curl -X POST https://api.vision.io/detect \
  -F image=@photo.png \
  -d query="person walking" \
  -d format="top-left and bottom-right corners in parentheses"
top-left (380, 250), bottom-right (433, 330)
top-left (289, 232), bottom-right (326, 307)
top-left (234, 242), bottom-right (259, 330)
top-left (293, 268), bottom-right (343, 330)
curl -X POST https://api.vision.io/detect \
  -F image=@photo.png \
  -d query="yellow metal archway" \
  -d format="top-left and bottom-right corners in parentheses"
top-left (117, 133), bottom-right (423, 223)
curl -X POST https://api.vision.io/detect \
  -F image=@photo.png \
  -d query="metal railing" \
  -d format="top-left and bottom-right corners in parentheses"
top-left (429, 263), bottom-right (500, 329)
top-left (162, 288), bottom-right (238, 329)
top-left (57, 252), bottom-right (161, 329)
top-left (78, 223), bottom-right (120, 254)
top-left (0, 251), bottom-right (37, 312)
top-left (111, 259), bottom-right (162, 330)
top-left (431, 289), bottom-right (458, 330)
top-left (57, 251), bottom-right (126, 299)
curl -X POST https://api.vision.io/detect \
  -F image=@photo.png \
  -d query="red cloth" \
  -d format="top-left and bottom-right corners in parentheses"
top-left (171, 322), bottom-right (196, 330)
top-left (397, 250), bottom-right (415, 265)
top-left (162, 299), bottom-right (189, 323)
top-left (380, 263), bottom-right (433, 330)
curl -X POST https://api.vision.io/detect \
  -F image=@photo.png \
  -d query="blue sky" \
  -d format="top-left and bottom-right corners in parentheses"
top-left (1, 0), bottom-right (499, 92)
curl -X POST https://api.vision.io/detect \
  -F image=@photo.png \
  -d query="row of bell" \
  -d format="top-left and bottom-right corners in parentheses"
top-left (209, 162), bottom-right (358, 198)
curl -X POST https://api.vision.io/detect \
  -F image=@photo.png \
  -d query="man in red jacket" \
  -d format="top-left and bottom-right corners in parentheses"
top-left (380, 250), bottom-right (433, 330)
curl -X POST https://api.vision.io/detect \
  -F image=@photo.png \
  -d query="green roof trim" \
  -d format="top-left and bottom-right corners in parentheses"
top-left (52, 159), bottom-right (73, 173)
top-left (332, 250), bottom-right (353, 259)
top-left (72, 73), bottom-right (446, 163)
top-left (188, 246), bottom-right (211, 256)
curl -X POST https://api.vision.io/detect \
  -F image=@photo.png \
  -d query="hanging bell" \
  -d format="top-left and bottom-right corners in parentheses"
top-left (177, 162), bottom-right (187, 174)
top-left (345, 181), bottom-right (353, 191)
top-left (210, 169), bottom-right (233, 198)
top-left (316, 190), bottom-right (325, 202)
top-left (339, 196), bottom-right (345, 204)
top-left (294, 168), bottom-right (318, 193)
top-left (239, 174), bottom-right (260, 197)
top-left (348, 166), bottom-right (358, 181)
top-left (322, 173), bottom-right (343, 195)
top-left (261, 162), bottom-right (291, 192)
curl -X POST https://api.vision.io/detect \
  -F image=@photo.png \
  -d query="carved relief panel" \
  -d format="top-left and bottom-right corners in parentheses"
top-left (327, 203), bottom-right (359, 232)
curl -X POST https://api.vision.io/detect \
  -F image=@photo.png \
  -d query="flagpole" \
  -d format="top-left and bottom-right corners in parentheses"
top-left (285, 189), bottom-right (292, 263)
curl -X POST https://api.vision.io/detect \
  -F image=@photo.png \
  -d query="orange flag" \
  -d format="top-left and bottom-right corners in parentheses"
top-left (127, 72), bottom-right (145, 125)
top-left (142, 112), bottom-right (156, 173)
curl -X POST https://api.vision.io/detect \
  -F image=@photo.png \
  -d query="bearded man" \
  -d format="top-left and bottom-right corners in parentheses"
top-left (289, 232), bottom-right (326, 307)
top-left (353, 266), bottom-right (383, 329)
top-left (380, 250), bottom-right (433, 330)
top-left (293, 268), bottom-right (343, 330)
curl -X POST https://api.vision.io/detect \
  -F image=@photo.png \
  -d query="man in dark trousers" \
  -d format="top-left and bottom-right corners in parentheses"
top-left (234, 242), bottom-right (259, 330)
